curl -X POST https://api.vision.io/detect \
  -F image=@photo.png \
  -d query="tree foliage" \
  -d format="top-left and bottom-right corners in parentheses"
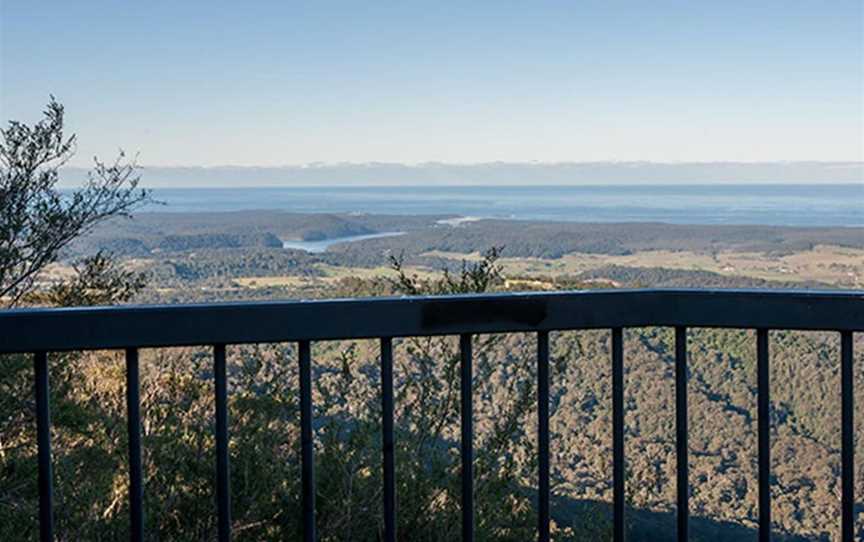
top-left (0, 98), bottom-right (150, 306)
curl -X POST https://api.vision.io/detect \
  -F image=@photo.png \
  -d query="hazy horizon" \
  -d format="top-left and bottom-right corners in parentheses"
top-left (59, 160), bottom-right (864, 188)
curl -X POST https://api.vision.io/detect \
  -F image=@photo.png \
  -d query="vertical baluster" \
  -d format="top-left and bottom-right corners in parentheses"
top-left (841, 331), bottom-right (854, 542)
top-left (675, 327), bottom-right (689, 542)
top-left (380, 338), bottom-right (396, 542)
top-left (298, 340), bottom-right (316, 542)
top-left (757, 329), bottom-right (771, 542)
top-left (460, 333), bottom-right (474, 542)
top-left (537, 331), bottom-right (551, 542)
top-left (612, 328), bottom-right (625, 542)
top-left (34, 351), bottom-right (54, 542)
top-left (214, 344), bottom-right (231, 541)
top-left (125, 348), bottom-right (144, 542)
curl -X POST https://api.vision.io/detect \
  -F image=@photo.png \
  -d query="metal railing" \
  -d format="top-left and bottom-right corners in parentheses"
top-left (1, 288), bottom-right (862, 541)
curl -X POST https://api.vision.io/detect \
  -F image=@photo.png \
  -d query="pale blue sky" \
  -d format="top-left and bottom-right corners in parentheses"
top-left (1, 1), bottom-right (862, 166)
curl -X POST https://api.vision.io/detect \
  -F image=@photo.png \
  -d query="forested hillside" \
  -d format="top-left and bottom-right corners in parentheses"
top-left (2, 247), bottom-right (861, 541)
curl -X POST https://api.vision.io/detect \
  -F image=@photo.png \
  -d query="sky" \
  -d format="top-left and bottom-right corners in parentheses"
top-left (1, 1), bottom-right (862, 167)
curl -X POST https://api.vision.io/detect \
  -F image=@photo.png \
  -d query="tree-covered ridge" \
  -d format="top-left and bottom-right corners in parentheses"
top-left (68, 210), bottom-right (864, 260)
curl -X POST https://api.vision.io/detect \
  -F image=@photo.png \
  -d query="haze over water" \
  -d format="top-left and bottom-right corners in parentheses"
top-left (148, 184), bottom-right (864, 227)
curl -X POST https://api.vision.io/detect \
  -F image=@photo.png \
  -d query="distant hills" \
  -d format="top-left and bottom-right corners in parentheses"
top-left (59, 161), bottom-right (864, 187)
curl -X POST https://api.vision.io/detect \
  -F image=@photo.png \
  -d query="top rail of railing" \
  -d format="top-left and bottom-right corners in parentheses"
top-left (0, 288), bottom-right (861, 354)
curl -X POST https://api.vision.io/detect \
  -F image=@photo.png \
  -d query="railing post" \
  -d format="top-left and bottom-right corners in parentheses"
top-left (126, 348), bottom-right (144, 542)
top-left (612, 328), bottom-right (625, 542)
top-left (757, 329), bottom-right (771, 542)
top-left (381, 338), bottom-right (396, 542)
top-left (460, 334), bottom-right (474, 542)
top-left (675, 327), bottom-right (689, 541)
top-left (298, 340), bottom-right (316, 542)
top-left (214, 344), bottom-right (232, 541)
top-left (841, 331), bottom-right (854, 542)
top-left (537, 331), bottom-right (551, 542)
top-left (34, 351), bottom-right (54, 542)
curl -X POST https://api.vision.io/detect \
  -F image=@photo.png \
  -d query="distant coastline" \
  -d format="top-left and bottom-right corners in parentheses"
top-left (129, 184), bottom-right (863, 228)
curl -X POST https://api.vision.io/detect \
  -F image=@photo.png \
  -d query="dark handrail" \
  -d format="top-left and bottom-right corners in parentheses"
top-left (1, 288), bottom-right (859, 542)
top-left (0, 289), bottom-right (861, 354)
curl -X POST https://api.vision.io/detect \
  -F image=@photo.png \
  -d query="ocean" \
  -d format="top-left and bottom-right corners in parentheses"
top-left (146, 184), bottom-right (864, 227)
